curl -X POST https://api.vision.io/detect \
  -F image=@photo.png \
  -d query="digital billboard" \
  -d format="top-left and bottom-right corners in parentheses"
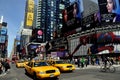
top-left (98, 0), bottom-right (120, 24)
top-left (31, 29), bottom-right (43, 42)
top-left (80, 0), bottom-right (101, 31)
top-left (0, 35), bottom-right (6, 43)
top-left (0, 27), bottom-right (7, 35)
top-left (28, 0), bottom-right (34, 12)
top-left (62, 1), bottom-right (83, 33)
top-left (66, 0), bottom-right (101, 35)
top-left (81, 12), bottom-right (100, 31)
top-left (26, 12), bottom-right (34, 27)
top-left (25, 0), bottom-right (34, 27)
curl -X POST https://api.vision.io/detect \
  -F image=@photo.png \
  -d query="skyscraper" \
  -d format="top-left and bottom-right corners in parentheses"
top-left (36, 0), bottom-right (69, 42)
top-left (20, 0), bottom-right (35, 52)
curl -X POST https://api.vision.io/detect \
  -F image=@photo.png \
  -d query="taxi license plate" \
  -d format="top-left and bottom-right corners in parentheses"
top-left (50, 74), bottom-right (54, 77)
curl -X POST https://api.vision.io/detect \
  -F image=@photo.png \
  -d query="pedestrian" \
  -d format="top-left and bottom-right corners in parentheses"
top-left (85, 58), bottom-right (88, 67)
top-left (34, 54), bottom-right (39, 61)
top-left (102, 56), bottom-right (109, 69)
top-left (4, 59), bottom-right (11, 72)
top-left (81, 57), bottom-right (85, 68)
top-left (0, 62), bottom-right (3, 74)
top-left (77, 58), bottom-right (80, 67)
top-left (110, 58), bottom-right (114, 65)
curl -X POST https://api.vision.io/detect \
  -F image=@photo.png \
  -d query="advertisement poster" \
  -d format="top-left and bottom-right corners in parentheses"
top-left (98, 0), bottom-right (120, 24)
top-left (62, 0), bottom-right (83, 33)
top-left (69, 31), bottom-right (120, 56)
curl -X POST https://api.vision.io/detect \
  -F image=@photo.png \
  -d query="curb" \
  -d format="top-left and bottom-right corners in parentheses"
top-left (75, 65), bottom-right (120, 70)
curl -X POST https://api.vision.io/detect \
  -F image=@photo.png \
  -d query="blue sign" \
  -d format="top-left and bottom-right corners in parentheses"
top-left (0, 27), bottom-right (7, 35)
top-left (0, 36), bottom-right (5, 43)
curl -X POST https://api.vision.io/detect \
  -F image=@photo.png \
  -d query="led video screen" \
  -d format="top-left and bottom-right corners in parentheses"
top-left (62, 1), bottom-right (83, 33)
top-left (98, 0), bottom-right (120, 24)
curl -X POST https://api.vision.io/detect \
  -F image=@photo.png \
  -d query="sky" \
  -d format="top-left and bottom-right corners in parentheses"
top-left (0, 0), bottom-right (26, 57)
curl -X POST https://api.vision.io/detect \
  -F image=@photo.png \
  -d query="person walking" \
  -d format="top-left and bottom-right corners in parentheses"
top-left (0, 61), bottom-right (3, 74)
top-left (77, 58), bottom-right (80, 67)
top-left (81, 57), bottom-right (85, 68)
top-left (4, 59), bottom-right (10, 72)
top-left (85, 58), bottom-right (88, 67)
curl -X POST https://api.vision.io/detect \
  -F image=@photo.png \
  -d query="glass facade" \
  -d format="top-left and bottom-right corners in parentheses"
top-left (36, 0), bottom-right (69, 42)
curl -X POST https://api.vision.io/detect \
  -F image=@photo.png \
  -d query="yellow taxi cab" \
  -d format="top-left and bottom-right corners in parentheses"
top-left (47, 60), bottom-right (75, 72)
top-left (16, 60), bottom-right (28, 68)
top-left (24, 60), bottom-right (60, 80)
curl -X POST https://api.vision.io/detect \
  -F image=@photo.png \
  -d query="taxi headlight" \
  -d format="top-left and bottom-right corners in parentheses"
top-left (56, 69), bottom-right (60, 72)
top-left (39, 71), bottom-right (45, 74)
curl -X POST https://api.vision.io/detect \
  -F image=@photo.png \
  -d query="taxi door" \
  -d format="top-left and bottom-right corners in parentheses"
top-left (26, 62), bottom-right (33, 75)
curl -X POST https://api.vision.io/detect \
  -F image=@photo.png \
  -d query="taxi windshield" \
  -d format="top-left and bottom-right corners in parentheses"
top-left (34, 62), bottom-right (49, 67)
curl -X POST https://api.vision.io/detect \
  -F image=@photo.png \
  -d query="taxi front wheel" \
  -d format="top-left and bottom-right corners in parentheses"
top-left (33, 73), bottom-right (38, 80)
top-left (25, 69), bottom-right (28, 75)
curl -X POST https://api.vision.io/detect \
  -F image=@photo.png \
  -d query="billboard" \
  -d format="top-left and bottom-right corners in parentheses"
top-left (26, 12), bottom-right (34, 27)
top-left (25, 0), bottom-right (34, 27)
top-left (80, 0), bottom-right (101, 31)
top-left (89, 31), bottom-right (120, 54)
top-left (68, 31), bottom-right (120, 57)
top-left (0, 35), bottom-right (6, 43)
top-left (28, 0), bottom-right (34, 12)
top-left (81, 13), bottom-right (100, 31)
top-left (62, 1), bottom-right (83, 33)
top-left (22, 29), bottom-right (32, 35)
top-left (98, 0), bottom-right (120, 24)
top-left (31, 29), bottom-right (43, 42)
top-left (0, 27), bottom-right (7, 35)
top-left (63, 0), bottom-right (101, 35)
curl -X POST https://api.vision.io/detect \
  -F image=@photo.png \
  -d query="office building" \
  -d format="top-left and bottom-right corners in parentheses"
top-left (36, 0), bottom-right (69, 42)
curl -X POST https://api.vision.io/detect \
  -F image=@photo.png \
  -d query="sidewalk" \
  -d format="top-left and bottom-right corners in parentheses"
top-left (0, 72), bottom-right (7, 77)
top-left (0, 69), bottom-right (10, 77)
top-left (75, 64), bottom-right (120, 70)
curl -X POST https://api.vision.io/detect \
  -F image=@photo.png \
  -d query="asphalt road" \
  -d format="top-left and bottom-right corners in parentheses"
top-left (0, 64), bottom-right (120, 80)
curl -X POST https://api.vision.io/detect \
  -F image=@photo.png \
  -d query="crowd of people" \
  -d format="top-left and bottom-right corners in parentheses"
top-left (0, 58), bottom-right (10, 75)
top-left (71, 56), bottom-right (120, 69)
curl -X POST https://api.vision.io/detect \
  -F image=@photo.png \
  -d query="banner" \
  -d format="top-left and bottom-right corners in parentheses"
top-left (26, 12), bottom-right (34, 27)
top-left (28, 0), bottom-right (34, 12)
top-left (98, 0), bottom-right (120, 24)
top-left (62, 1), bottom-right (83, 33)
